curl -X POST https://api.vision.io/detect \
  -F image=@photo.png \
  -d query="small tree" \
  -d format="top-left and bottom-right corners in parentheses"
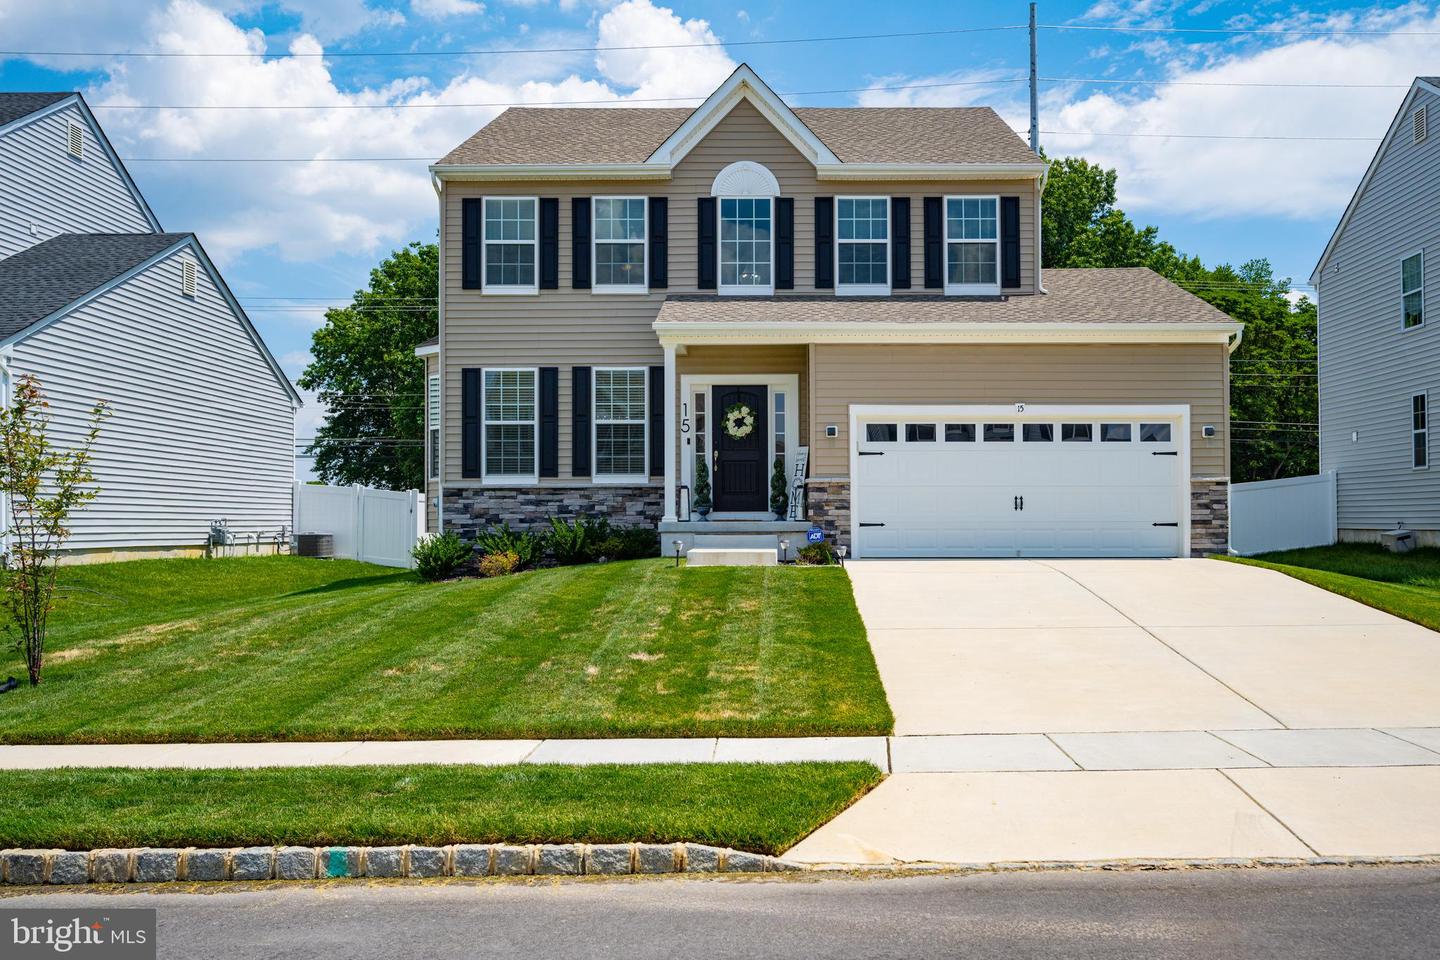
top-left (770, 454), bottom-right (788, 519)
top-left (0, 375), bottom-right (109, 685)
top-left (692, 456), bottom-right (712, 516)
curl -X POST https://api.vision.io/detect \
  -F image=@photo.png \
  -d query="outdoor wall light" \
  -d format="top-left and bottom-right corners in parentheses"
top-left (1202, 424), bottom-right (1217, 438)
top-left (779, 538), bottom-right (790, 563)
top-left (825, 424), bottom-right (839, 438)
top-left (672, 539), bottom-right (684, 568)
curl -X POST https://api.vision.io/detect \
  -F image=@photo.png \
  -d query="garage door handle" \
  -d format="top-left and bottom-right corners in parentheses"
top-left (859, 522), bottom-right (886, 528)
top-left (1152, 522), bottom-right (1179, 527)
top-left (1151, 451), bottom-right (1178, 456)
top-left (858, 451), bottom-right (884, 456)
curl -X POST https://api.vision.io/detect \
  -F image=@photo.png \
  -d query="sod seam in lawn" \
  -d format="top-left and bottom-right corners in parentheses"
top-left (0, 556), bottom-right (893, 743)
top-left (0, 763), bottom-right (884, 855)
top-left (1220, 544), bottom-right (1440, 632)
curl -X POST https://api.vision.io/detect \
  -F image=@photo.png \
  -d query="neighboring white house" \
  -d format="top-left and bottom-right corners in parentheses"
top-left (0, 92), bottom-right (299, 561)
top-left (1311, 76), bottom-right (1440, 546)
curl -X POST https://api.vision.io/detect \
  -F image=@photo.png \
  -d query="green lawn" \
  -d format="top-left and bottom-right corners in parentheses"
top-left (1223, 544), bottom-right (1440, 631)
top-left (0, 556), bottom-right (892, 743)
top-left (0, 762), bottom-right (882, 855)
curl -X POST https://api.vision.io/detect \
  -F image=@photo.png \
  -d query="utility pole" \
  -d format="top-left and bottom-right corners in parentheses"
top-left (1029, 2), bottom-right (1039, 154)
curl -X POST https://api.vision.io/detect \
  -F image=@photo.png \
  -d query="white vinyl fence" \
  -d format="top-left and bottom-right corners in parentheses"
top-left (1229, 471), bottom-right (1337, 556)
top-left (292, 483), bottom-right (424, 568)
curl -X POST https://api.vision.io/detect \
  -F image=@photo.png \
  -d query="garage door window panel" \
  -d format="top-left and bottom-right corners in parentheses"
top-left (945, 423), bottom-right (976, 442)
top-left (1139, 423), bottom-right (1172, 443)
top-left (866, 423), bottom-right (898, 443)
top-left (983, 423), bottom-right (1014, 442)
top-left (905, 423), bottom-right (937, 442)
top-left (1101, 423), bottom-right (1132, 442)
top-left (1062, 423), bottom-right (1093, 442)
top-left (1022, 424), bottom-right (1054, 442)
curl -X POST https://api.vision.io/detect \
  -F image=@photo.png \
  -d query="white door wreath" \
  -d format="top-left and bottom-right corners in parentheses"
top-left (722, 403), bottom-right (756, 439)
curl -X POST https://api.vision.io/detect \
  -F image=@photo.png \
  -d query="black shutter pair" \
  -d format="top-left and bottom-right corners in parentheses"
top-left (922, 196), bottom-right (1022, 290)
top-left (572, 198), bottom-right (668, 290)
top-left (462, 198), bottom-right (559, 290)
top-left (698, 197), bottom-right (795, 290)
top-left (462, 367), bottom-right (560, 479)
top-left (815, 197), bottom-right (909, 290)
top-left (569, 365), bottom-right (664, 478)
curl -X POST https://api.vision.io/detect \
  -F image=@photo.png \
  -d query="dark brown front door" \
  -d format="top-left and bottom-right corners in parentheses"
top-left (712, 385), bottom-right (768, 513)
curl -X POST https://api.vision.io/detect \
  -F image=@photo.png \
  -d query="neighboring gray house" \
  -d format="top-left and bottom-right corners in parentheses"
top-left (0, 93), bottom-right (299, 561)
top-left (1311, 76), bottom-right (1439, 545)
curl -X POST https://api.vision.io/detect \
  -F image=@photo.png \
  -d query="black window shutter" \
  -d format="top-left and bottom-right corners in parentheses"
top-left (891, 197), bottom-right (911, 290)
top-left (461, 198), bottom-right (482, 290)
top-left (571, 366), bottom-right (592, 477)
top-left (814, 197), bottom-right (834, 289)
top-left (571, 197), bottom-right (591, 289)
top-left (697, 197), bottom-right (717, 290)
top-left (1000, 196), bottom-right (1021, 289)
top-left (539, 198), bottom-right (559, 290)
top-left (648, 366), bottom-right (664, 477)
top-left (461, 368), bottom-right (482, 478)
top-left (648, 197), bottom-right (668, 289)
top-left (539, 366), bottom-right (559, 477)
top-left (775, 197), bottom-right (795, 289)
top-left (923, 196), bottom-right (944, 289)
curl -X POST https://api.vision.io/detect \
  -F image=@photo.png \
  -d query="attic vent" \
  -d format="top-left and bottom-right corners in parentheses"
top-left (181, 259), bottom-right (197, 297)
top-left (66, 121), bottom-right (83, 159)
top-left (1414, 105), bottom-right (1428, 144)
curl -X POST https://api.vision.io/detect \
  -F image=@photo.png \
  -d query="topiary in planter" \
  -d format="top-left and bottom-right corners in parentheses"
top-left (770, 455), bottom-right (788, 519)
top-left (692, 456), bottom-right (712, 518)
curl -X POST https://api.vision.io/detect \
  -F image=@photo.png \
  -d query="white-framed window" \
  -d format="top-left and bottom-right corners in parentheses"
top-left (427, 374), bottom-right (441, 480)
top-left (65, 120), bottom-right (83, 160)
top-left (482, 368), bottom-right (537, 481)
top-left (944, 195), bottom-right (999, 295)
top-left (593, 368), bottom-right (648, 482)
top-left (593, 197), bottom-right (647, 293)
top-left (482, 197), bottom-right (538, 293)
top-left (719, 197), bottom-right (773, 294)
top-left (1413, 392), bottom-right (1429, 470)
top-left (1402, 252), bottom-right (1424, 330)
top-left (836, 196), bottom-right (889, 295)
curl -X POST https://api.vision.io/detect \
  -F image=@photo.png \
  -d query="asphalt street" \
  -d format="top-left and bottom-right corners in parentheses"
top-left (6, 866), bottom-right (1439, 959)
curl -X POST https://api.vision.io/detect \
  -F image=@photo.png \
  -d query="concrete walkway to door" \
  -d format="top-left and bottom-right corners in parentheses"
top-left (787, 558), bottom-right (1440, 867)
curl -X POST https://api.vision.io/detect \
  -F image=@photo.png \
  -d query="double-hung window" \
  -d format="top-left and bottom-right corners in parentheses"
top-left (719, 197), bottom-right (773, 294)
top-left (427, 374), bottom-right (441, 480)
top-left (1413, 392), bottom-right (1429, 469)
top-left (1402, 252), bottom-right (1424, 329)
top-left (483, 197), bottom-right (538, 293)
top-left (594, 198), bottom-right (647, 292)
top-left (594, 368), bottom-right (648, 482)
top-left (836, 197), bottom-right (889, 295)
top-left (944, 196), bottom-right (999, 294)
top-left (483, 369), bottom-right (537, 481)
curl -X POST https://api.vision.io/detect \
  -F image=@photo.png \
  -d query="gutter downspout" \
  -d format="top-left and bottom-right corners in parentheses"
top-left (1035, 165), bottom-right (1049, 294)
top-left (1227, 326), bottom-right (1244, 354)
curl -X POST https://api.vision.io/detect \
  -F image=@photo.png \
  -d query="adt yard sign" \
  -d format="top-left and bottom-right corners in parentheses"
top-left (806, 526), bottom-right (825, 544)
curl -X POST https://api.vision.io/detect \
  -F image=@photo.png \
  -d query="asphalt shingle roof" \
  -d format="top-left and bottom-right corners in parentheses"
top-left (0, 233), bottom-right (190, 339)
top-left (653, 269), bottom-right (1239, 327)
top-left (0, 92), bottom-right (73, 127)
top-left (437, 105), bottom-right (1037, 166)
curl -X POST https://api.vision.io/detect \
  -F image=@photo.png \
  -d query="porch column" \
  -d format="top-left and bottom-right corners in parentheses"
top-left (661, 341), bottom-right (678, 522)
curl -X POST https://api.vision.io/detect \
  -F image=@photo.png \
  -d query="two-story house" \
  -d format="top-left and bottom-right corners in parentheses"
top-left (422, 65), bottom-right (1241, 559)
top-left (0, 91), bottom-right (299, 561)
top-left (1311, 77), bottom-right (1439, 546)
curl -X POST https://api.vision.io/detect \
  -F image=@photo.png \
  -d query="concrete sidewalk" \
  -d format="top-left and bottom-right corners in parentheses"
top-left (4, 728), bottom-right (1439, 771)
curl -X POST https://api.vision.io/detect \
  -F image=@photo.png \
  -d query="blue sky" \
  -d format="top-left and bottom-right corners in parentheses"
top-left (1, 0), bottom-right (1437, 454)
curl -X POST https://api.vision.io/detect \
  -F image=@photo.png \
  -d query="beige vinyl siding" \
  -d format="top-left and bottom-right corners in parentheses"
top-left (808, 343), bottom-right (1229, 478)
top-left (440, 99), bottom-right (1039, 485)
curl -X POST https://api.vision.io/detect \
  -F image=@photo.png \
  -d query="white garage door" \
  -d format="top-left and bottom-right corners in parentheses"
top-left (853, 408), bottom-right (1186, 558)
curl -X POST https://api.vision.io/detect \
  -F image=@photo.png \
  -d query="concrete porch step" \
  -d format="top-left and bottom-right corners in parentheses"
top-left (685, 548), bottom-right (778, 567)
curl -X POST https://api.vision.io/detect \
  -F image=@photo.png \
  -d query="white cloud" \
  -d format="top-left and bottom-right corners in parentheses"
top-left (66, 0), bottom-right (732, 266)
top-left (860, 8), bottom-right (1440, 222)
top-left (410, 0), bottom-right (485, 18)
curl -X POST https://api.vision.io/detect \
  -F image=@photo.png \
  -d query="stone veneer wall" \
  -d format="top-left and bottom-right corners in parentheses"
top-left (442, 486), bottom-right (662, 539)
top-left (806, 479), bottom-right (851, 550)
top-left (1190, 478), bottom-right (1230, 557)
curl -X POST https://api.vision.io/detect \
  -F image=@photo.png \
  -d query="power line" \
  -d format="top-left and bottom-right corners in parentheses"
top-left (1038, 22), bottom-right (1440, 38)
top-left (1034, 128), bottom-right (1379, 142)
top-left (0, 24), bottom-right (1026, 60)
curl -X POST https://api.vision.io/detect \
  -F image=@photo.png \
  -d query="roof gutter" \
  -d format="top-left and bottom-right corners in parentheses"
top-left (430, 160), bottom-right (1049, 183)
top-left (654, 319), bottom-right (1243, 346)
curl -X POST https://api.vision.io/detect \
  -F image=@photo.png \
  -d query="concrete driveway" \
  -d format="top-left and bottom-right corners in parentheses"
top-left (787, 558), bottom-right (1440, 866)
top-left (849, 558), bottom-right (1440, 735)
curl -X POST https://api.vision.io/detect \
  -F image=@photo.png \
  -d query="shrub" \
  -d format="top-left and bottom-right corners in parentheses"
top-left (411, 532), bottom-right (473, 581)
top-left (546, 515), bottom-right (611, 566)
top-left (795, 542), bottom-right (836, 565)
top-left (478, 550), bottom-right (521, 578)
top-left (475, 523), bottom-right (545, 569)
top-left (595, 526), bottom-right (660, 561)
top-left (770, 455), bottom-right (788, 518)
top-left (692, 456), bottom-right (712, 515)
